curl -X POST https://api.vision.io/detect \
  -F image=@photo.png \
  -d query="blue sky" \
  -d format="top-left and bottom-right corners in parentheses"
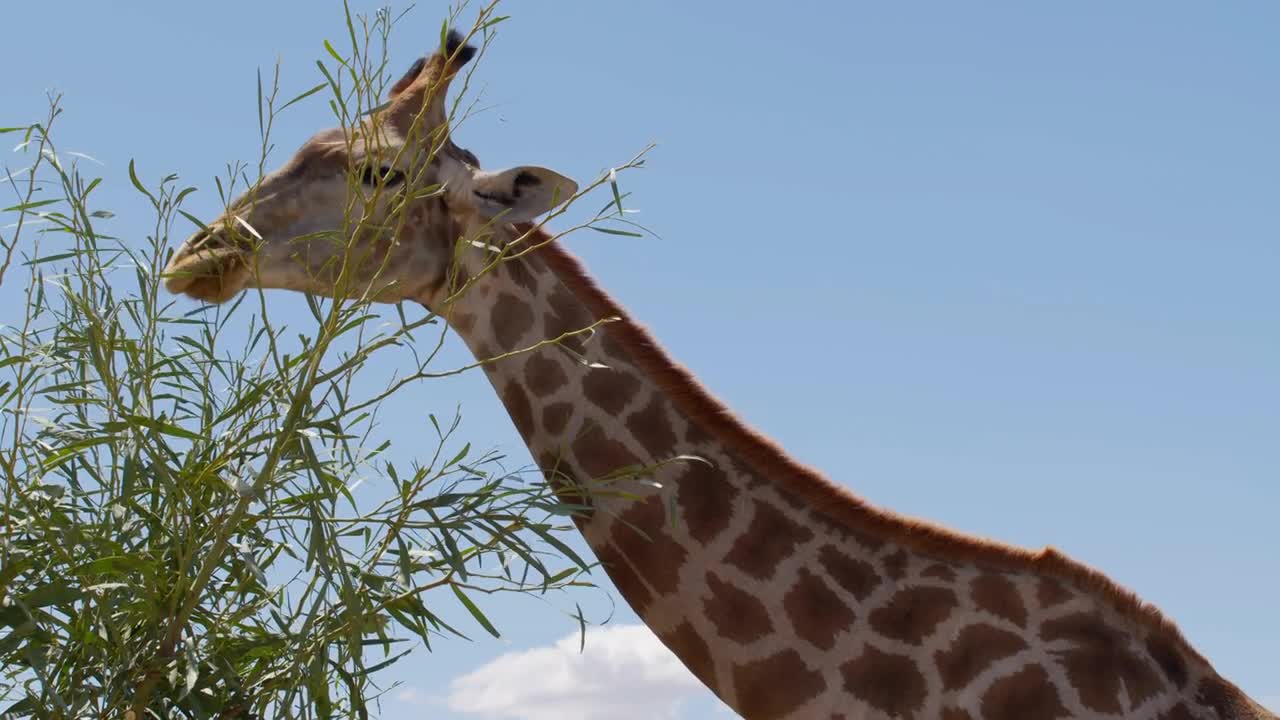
top-left (6, 1), bottom-right (1278, 716)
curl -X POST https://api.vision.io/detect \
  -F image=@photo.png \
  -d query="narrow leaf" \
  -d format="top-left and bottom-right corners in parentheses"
top-left (451, 585), bottom-right (500, 638)
top-left (589, 226), bottom-right (643, 238)
top-left (281, 82), bottom-right (328, 112)
top-left (122, 413), bottom-right (207, 441)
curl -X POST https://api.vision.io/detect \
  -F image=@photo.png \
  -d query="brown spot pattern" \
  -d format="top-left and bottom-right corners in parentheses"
top-left (934, 624), bottom-right (1028, 690)
top-left (595, 543), bottom-right (652, 614)
top-left (582, 366), bottom-right (641, 415)
top-left (599, 328), bottom-right (629, 361)
top-left (774, 486), bottom-right (807, 510)
top-left (723, 500), bottom-right (814, 580)
top-left (676, 461), bottom-right (740, 544)
top-left (734, 651), bottom-right (825, 720)
top-left (490, 292), bottom-right (534, 349)
top-left (704, 572), bottom-right (773, 644)
top-left (541, 402), bottom-right (573, 436)
top-left (659, 622), bottom-right (716, 689)
top-left (942, 710), bottom-right (974, 720)
top-left (869, 586), bottom-right (958, 645)
top-left (851, 529), bottom-right (887, 552)
top-left (729, 455), bottom-right (765, 489)
top-left (624, 396), bottom-right (677, 459)
top-left (570, 423), bottom-right (639, 480)
top-left (537, 451), bottom-right (589, 511)
top-left (1041, 612), bottom-right (1166, 713)
top-left (503, 256), bottom-right (539, 293)
top-left (1037, 577), bottom-right (1073, 609)
top-left (1195, 677), bottom-right (1252, 720)
top-left (1157, 703), bottom-right (1197, 720)
top-left (819, 546), bottom-right (880, 602)
top-left (450, 311), bottom-right (475, 334)
top-left (883, 549), bottom-right (910, 580)
top-left (682, 418), bottom-right (714, 446)
top-left (979, 665), bottom-right (1069, 720)
top-left (783, 568), bottom-right (856, 651)
top-left (611, 496), bottom-right (687, 595)
top-left (501, 381), bottom-right (534, 439)
top-left (921, 563), bottom-right (957, 581)
top-left (545, 284), bottom-right (590, 354)
top-left (971, 573), bottom-right (1028, 628)
top-left (812, 511), bottom-right (885, 551)
top-left (524, 353), bottom-right (566, 397)
top-left (1145, 634), bottom-right (1189, 689)
top-left (840, 645), bottom-right (926, 719)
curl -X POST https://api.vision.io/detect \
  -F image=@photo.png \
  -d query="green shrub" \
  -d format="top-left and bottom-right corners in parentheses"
top-left (0, 3), bottom-right (624, 716)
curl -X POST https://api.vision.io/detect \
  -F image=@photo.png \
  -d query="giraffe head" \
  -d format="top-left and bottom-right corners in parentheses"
top-left (163, 30), bottom-right (577, 307)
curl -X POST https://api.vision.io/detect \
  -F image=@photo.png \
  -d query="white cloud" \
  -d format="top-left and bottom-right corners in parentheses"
top-left (394, 686), bottom-right (431, 706)
top-left (447, 623), bottom-right (728, 720)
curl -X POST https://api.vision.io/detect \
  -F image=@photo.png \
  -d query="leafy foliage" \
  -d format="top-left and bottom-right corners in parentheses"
top-left (0, 3), bottom-right (640, 716)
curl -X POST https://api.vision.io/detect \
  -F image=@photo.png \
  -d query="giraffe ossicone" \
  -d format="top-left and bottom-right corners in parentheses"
top-left (163, 27), bottom-right (1275, 720)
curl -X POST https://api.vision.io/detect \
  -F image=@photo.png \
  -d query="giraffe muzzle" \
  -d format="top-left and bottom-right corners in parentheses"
top-left (162, 225), bottom-right (251, 303)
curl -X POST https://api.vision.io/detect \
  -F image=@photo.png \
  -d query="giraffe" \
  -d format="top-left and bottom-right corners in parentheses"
top-left (161, 30), bottom-right (1274, 720)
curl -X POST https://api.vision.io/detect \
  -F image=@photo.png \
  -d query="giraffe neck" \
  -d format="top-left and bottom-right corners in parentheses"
top-left (431, 234), bottom-right (1265, 720)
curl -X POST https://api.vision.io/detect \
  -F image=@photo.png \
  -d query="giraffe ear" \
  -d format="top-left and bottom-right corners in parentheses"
top-left (469, 166), bottom-right (578, 223)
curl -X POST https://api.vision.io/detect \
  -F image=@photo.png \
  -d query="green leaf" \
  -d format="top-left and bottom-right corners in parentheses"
top-left (529, 525), bottom-right (590, 571)
top-left (444, 442), bottom-right (470, 468)
top-left (174, 185), bottom-right (198, 206)
top-left (451, 584), bottom-right (500, 638)
top-left (574, 602), bottom-right (587, 652)
top-left (609, 168), bottom-right (624, 216)
top-left (2, 699), bottom-right (36, 715)
top-left (363, 100), bottom-right (391, 116)
top-left (543, 567), bottom-right (578, 586)
top-left (121, 413), bottom-right (206, 441)
top-left (178, 209), bottom-right (210, 233)
top-left (352, 646), bottom-right (413, 677)
top-left (281, 82), bottom-right (328, 112)
top-left (21, 583), bottom-right (82, 608)
top-left (2, 198), bottom-right (58, 213)
top-left (23, 251), bottom-right (79, 266)
top-left (0, 557), bottom-right (31, 592)
top-left (39, 436), bottom-right (116, 473)
top-left (128, 158), bottom-right (157, 205)
top-left (0, 606), bottom-right (27, 629)
top-left (589, 226), bottom-right (643, 238)
top-left (74, 555), bottom-right (148, 576)
top-left (323, 39), bottom-right (348, 67)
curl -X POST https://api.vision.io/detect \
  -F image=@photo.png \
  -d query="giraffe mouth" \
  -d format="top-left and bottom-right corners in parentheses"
top-left (163, 230), bottom-right (251, 304)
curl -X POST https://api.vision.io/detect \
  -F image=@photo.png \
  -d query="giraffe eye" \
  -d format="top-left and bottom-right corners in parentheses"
top-left (360, 165), bottom-right (406, 186)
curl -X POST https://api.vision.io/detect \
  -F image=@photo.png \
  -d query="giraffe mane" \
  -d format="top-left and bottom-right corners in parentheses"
top-left (522, 224), bottom-right (1220, 678)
